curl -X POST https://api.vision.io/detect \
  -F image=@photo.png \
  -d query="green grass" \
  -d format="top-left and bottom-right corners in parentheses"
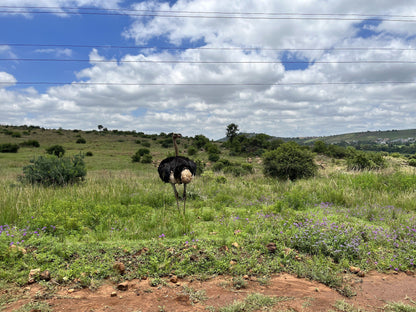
top-left (216, 293), bottom-right (279, 312)
top-left (1, 126), bottom-right (416, 297)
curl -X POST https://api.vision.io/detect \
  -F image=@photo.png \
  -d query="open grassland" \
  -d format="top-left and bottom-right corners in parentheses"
top-left (1, 127), bottom-right (416, 302)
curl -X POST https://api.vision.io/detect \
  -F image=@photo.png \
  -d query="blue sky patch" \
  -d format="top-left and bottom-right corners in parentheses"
top-left (355, 18), bottom-right (382, 39)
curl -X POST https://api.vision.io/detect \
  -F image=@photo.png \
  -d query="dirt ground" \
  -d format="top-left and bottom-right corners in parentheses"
top-left (3, 271), bottom-right (416, 312)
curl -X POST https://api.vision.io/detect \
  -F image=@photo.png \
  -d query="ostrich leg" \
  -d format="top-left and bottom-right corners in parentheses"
top-left (171, 184), bottom-right (180, 212)
top-left (183, 183), bottom-right (187, 215)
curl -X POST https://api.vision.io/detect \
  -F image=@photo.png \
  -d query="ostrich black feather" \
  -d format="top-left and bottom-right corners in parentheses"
top-left (158, 156), bottom-right (197, 184)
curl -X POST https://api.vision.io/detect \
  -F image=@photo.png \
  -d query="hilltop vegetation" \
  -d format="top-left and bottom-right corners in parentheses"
top-left (0, 124), bottom-right (416, 311)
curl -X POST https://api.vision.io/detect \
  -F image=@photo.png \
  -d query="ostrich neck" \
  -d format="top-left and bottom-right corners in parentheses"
top-left (174, 138), bottom-right (179, 156)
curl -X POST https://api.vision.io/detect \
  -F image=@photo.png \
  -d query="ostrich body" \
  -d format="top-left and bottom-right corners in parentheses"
top-left (158, 133), bottom-right (196, 214)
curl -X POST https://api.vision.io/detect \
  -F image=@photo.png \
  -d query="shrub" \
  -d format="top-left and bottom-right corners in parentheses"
top-left (141, 154), bottom-right (153, 164)
top-left (76, 137), bottom-right (86, 144)
top-left (132, 148), bottom-right (150, 162)
top-left (346, 150), bottom-right (386, 170)
top-left (263, 142), bottom-right (317, 180)
top-left (188, 146), bottom-right (197, 156)
top-left (208, 153), bottom-right (220, 162)
top-left (0, 143), bottom-right (20, 153)
top-left (46, 145), bottom-right (65, 157)
top-left (20, 140), bottom-right (40, 147)
top-left (212, 159), bottom-right (231, 172)
top-left (241, 163), bottom-right (253, 173)
top-left (11, 132), bottom-right (21, 138)
top-left (194, 159), bottom-right (204, 175)
top-left (19, 154), bottom-right (86, 186)
top-left (85, 151), bottom-right (93, 157)
top-left (223, 166), bottom-right (246, 177)
top-left (137, 148), bottom-right (150, 156)
top-left (142, 141), bottom-right (151, 148)
top-left (131, 154), bottom-right (141, 162)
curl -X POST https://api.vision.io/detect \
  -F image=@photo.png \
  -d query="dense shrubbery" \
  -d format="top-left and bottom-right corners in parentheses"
top-left (225, 133), bottom-right (284, 156)
top-left (313, 140), bottom-right (387, 170)
top-left (46, 145), bottom-right (65, 157)
top-left (212, 158), bottom-right (253, 176)
top-left (19, 154), bottom-right (86, 186)
top-left (263, 142), bottom-right (317, 180)
top-left (141, 154), bottom-right (153, 163)
top-left (76, 137), bottom-right (86, 144)
top-left (19, 140), bottom-right (40, 147)
top-left (346, 150), bottom-right (386, 170)
top-left (312, 140), bottom-right (348, 158)
top-left (132, 148), bottom-right (151, 163)
top-left (0, 143), bottom-right (20, 153)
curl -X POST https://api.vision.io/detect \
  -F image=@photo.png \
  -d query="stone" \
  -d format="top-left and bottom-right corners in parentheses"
top-left (266, 242), bottom-right (277, 253)
top-left (28, 268), bottom-right (40, 284)
top-left (117, 282), bottom-right (129, 291)
top-left (40, 270), bottom-right (51, 281)
top-left (357, 271), bottom-right (366, 277)
top-left (113, 262), bottom-right (125, 275)
top-left (170, 275), bottom-right (178, 283)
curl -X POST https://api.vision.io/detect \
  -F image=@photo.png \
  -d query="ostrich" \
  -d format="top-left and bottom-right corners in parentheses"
top-left (158, 133), bottom-right (197, 214)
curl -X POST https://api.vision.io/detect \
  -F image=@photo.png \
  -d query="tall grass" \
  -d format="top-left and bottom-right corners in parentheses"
top-left (1, 128), bottom-right (416, 290)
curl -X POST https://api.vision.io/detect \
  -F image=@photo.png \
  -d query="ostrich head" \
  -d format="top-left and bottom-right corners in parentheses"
top-left (172, 133), bottom-right (182, 140)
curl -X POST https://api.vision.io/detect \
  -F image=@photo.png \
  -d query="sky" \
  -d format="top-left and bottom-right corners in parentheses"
top-left (0, 1), bottom-right (416, 140)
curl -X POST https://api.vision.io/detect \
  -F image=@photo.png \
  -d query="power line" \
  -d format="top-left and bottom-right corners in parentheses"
top-left (1, 7), bottom-right (416, 22)
top-left (1, 81), bottom-right (415, 87)
top-left (2, 5), bottom-right (416, 20)
top-left (2, 43), bottom-right (415, 52)
top-left (1, 58), bottom-right (416, 65)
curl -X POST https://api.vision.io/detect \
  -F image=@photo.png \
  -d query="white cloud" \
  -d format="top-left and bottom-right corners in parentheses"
top-left (0, 72), bottom-right (17, 87)
top-left (35, 48), bottom-right (73, 57)
top-left (1, 1), bottom-right (416, 138)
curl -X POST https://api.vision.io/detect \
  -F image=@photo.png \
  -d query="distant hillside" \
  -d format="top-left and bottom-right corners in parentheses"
top-left (292, 129), bottom-right (416, 145)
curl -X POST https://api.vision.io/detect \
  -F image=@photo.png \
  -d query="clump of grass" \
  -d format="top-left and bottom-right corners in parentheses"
top-left (232, 276), bottom-right (248, 290)
top-left (181, 285), bottom-right (207, 304)
top-left (14, 301), bottom-right (52, 312)
top-left (218, 293), bottom-right (278, 312)
top-left (384, 301), bottom-right (416, 312)
top-left (331, 300), bottom-right (366, 312)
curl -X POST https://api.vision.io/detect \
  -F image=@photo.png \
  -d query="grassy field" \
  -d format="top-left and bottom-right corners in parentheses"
top-left (1, 126), bottom-right (416, 300)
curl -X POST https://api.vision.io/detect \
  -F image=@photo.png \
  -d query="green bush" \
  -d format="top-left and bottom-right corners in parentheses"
top-left (141, 154), bottom-right (153, 164)
top-left (132, 148), bottom-right (151, 162)
top-left (263, 142), bottom-right (317, 180)
top-left (137, 148), bottom-right (150, 156)
top-left (409, 159), bottom-right (416, 167)
top-left (0, 143), bottom-right (20, 153)
top-left (208, 153), bottom-right (220, 162)
top-left (46, 145), bottom-right (65, 157)
top-left (188, 146), bottom-right (197, 156)
top-left (76, 137), bottom-right (86, 144)
top-left (19, 154), bottom-right (86, 186)
top-left (346, 150), bottom-right (386, 170)
top-left (19, 140), bottom-right (40, 147)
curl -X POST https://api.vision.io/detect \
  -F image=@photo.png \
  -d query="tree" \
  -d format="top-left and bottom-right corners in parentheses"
top-left (226, 123), bottom-right (239, 143)
top-left (263, 142), bottom-right (317, 180)
top-left (97, 125), bottom-right (103, 131)
top-left (193, 134), bottom-right (210, 149)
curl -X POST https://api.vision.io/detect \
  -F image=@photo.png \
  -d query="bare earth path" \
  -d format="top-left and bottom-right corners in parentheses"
top-left (3, 271), bottom-right (416, 311)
